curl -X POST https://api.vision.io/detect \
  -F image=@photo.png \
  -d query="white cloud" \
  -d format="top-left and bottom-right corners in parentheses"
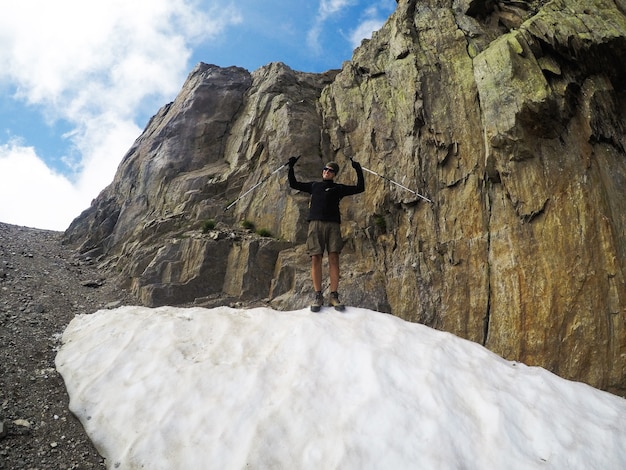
top-left (72, 115), bottom-right (143, 194)
top-left (308, 0), bottom-right (393, 55)
top-left (349, 19), bottom-right (386, 48)
top-left (0, 0), bottom-right (242, 230)
top-left (308, 0), bottom-right (358, 54)
top-left (348, 2), bottom-right (395, 48)
top-left (319, 0), bottom-right (357, 18)
top-left (0, 118), bottom-right (142, 231)
top-left (1, 1), bottom-right (241, 112)
top-left (0, 141), bottom-right (82, 230)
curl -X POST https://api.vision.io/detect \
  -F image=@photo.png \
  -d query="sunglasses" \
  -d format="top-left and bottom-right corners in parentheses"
top-left (323, 167), bottom-right (336, 173)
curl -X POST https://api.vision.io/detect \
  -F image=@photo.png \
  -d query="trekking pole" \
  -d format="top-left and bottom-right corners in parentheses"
top-left (355, 159), bottom-right (433, 203)
top-left (224, 155), bottom-right (300, 211)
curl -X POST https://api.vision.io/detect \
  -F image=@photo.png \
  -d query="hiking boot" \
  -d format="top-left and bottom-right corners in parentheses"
top-left (310, 291), bottom-right (324, 312)
top-left (329, 291), bottom-right (345, 311)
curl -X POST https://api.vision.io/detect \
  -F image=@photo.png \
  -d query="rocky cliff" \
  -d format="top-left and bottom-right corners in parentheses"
top-left (64, 0), bottom-right (626, 395)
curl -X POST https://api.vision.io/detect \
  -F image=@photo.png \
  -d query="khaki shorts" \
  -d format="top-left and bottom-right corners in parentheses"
top-left (307, 220), bottom-right (343, 256)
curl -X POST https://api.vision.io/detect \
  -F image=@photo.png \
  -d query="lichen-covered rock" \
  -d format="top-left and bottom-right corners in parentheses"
top-left (65, 0), bottom-right (626, 395)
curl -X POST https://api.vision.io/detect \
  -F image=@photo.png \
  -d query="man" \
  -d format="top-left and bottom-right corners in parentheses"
top-left (288, 156), bottom-right (365, 312)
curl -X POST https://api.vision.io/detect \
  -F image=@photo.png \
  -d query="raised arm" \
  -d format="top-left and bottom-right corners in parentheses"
top-left (288, 156), bottom-right (312, 193)
top-left (352, 159), bottom-right (365, 194)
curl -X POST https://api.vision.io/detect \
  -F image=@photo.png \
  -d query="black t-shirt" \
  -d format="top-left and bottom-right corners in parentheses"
top-left (288, 164), bottom-right (364, 223)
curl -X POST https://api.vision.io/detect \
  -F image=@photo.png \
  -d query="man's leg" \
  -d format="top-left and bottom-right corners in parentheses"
top-left (328, 252), bottom-right (340, 292)
top-left (328, 252), bottom-right (345, 310)
top-left (310, 254), bottom-right (324, 312)
top-left (311, 254), bottom-right (323, 292)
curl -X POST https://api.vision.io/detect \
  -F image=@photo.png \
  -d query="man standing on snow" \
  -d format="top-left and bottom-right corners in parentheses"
top-left (288, 156), bottom-right (365, 312)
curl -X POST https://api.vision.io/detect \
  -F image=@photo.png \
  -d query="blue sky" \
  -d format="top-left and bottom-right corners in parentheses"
top-left (0, 0), bottom-right (396, 230)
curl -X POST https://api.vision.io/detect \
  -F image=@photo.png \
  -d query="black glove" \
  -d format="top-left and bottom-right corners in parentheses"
top-left (288, 156), bottom-right (299, 168)
top-left (350, 158), bottom-right (361, 169)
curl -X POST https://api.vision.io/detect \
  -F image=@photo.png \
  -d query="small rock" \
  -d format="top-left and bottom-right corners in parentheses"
top-left (13, 419), bottom-right (31, 428)
top-left (81, 280), bottom-right (104, 288)
top-left (31, 303), bottom-right (46, 314)
top-left (0, 420), bottom-right (7, 439)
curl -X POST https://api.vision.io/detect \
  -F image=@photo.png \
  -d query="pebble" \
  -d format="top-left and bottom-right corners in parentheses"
top-left (105, 300), bottom-right (122, 309)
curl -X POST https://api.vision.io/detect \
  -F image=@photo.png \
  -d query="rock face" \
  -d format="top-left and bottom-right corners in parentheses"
top-left (65, 63), bottom-right (336, 308)
top-left (65, 0), bottom-right (626, 395)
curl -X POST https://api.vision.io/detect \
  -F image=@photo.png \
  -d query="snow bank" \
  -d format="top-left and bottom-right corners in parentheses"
top-left (55, 306), bottom-right (626, 469)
